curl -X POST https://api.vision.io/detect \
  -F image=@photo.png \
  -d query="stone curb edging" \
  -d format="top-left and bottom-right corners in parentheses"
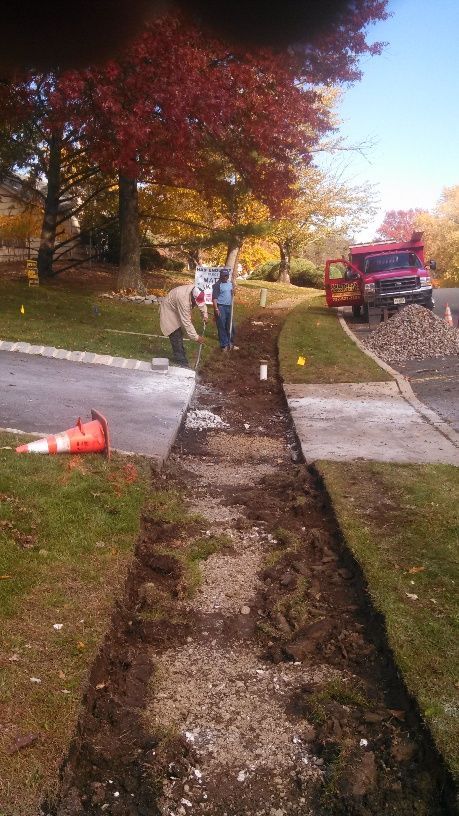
top-left (0, 339), bottom-right (195, 381)
top-left (337, 311), bottom-right (459, 450)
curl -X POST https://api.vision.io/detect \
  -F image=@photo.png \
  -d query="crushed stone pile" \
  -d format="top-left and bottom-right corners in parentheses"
top-left (185, 409), bottom-right (229, 431)
top-left (364, 304), bottom-right (459, 363)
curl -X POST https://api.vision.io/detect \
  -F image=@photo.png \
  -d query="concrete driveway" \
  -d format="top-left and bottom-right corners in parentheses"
top-left (343, 293), bottom-right (459, 434)
top-left (284, 381), bottom-right (459, 466)
top-left (0, 352), bottom-right (195, 463)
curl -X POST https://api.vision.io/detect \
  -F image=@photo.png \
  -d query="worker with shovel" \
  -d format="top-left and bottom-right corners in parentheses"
top-left (212, 269), bottom-right (237, 352)
top-left (159, 283), bottom-right (207, 368)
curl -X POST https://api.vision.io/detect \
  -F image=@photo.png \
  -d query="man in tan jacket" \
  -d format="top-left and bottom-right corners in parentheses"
top-left (159, 283), bottom-right (208, 367)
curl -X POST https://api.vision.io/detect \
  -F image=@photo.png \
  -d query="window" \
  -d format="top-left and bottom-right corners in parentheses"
top-left (328, 262), bottom-right (346, 279)
top-left (364, 252), bottom-right (423, 274)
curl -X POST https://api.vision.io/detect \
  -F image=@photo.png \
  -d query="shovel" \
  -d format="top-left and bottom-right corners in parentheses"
top-left (195, 321), bottom-right (207, 371)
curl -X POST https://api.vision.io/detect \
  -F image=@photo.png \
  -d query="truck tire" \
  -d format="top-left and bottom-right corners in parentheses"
top-left (362, 303), bottom-right (369, 322)
top-left (352, 304), bottom-right (362, 318)
top-left (423, 297), bottom-right (435, 311)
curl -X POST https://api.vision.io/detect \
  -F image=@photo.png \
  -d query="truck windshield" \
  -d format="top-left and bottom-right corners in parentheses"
top-left (364, 252), bottom-right (423, 274)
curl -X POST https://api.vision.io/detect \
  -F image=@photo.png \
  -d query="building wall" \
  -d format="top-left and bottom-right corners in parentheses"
top-left (0, 182), bottom-right (85, 264)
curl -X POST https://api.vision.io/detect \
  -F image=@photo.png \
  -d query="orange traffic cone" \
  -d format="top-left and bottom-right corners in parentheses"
top-left (16, 410), bottom-right (110, 457)
top-left (444, 303), bottom-right (453, 326)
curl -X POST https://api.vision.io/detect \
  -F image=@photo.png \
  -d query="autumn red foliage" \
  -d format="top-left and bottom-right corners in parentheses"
top-left (58, 6), bottom-right (388, 211)
top-left (376, 208), bottom-right (426, 242)
top-left (1, 4), bottom-right (389, 206)
top-left (0, 3), bottom-right (388, 282)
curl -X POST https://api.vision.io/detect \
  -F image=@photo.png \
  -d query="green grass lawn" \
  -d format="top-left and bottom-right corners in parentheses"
top-left (0, 432), bottom-right (149, 814)
top-left (0, 277), bottom-right (313, 369)
top-left (278, 296), bottom-right (391, 384)
top-left (318, 460), bottom-right (459, 783)
top-left (239, 277), bottom-right (316, 303)
top-left (0, 279), bottom-right (164, 360)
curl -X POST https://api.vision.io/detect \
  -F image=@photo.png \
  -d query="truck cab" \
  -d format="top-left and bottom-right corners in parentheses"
top-left (324, 233), bottom-right (435, 318)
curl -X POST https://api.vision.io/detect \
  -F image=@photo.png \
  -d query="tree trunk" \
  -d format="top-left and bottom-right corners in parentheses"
top-left (225, 236), bottom-right (242, 275)
top-left (38, 133), bottom-right (62, 279)
top-left (186, 247), bottom-right (202, 271)
top-left (117, 174), bottom-right (143, 291)
top-left (278, 241), bottom-right (291, 285)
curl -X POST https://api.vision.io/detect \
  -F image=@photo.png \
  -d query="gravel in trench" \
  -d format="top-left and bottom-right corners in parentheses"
top-left (146, 447), bottom-right (333, 816)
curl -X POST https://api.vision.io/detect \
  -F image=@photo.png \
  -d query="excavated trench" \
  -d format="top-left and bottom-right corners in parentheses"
top-left (47, 306), bottom-right (457, 816)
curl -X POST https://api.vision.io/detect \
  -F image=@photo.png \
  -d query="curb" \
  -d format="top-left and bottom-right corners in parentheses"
top-left (337, 312), bottom-right (459, 450)
top-left (0, 339), bottom-right (195, 381)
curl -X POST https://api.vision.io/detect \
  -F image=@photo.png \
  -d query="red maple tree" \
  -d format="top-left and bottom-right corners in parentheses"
top-left (60, 5), bottom-right (387, 286)
top-left (1, 2), bottom-right (388, 286)
top-left (376, 208), bottom-right (426, 242)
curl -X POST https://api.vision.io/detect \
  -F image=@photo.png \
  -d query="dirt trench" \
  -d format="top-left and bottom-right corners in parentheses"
top-left (49, 306), bottom-right (457, 816)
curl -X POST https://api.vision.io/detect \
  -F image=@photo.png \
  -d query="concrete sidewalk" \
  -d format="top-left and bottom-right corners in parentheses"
top-left (285, 381), bottom-right (459, 466)
top-left (0, 351), bottom-right (195, 463)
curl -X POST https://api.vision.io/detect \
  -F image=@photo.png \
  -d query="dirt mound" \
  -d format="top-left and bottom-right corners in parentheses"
top-left (364, 304), bottom-right (459, 363)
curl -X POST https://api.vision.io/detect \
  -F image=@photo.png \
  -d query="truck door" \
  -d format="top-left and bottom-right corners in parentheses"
top-left (324, 259), bottom-right (363, 308)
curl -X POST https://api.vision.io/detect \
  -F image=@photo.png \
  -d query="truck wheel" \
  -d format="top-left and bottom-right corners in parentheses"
top-left (423, 298), bottom-right (435, 311)
top-left (362, 303), bottom-right (369, 322)
top-left (352, 305), bottom-right (362, 318)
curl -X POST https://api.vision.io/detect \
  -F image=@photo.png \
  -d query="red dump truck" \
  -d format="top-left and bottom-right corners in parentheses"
top-left (324, 232), bottom-right (435, 319)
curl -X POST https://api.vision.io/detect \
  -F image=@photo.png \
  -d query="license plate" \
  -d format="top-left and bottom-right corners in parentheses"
top-left (393, 297), bottom-right (406, 304)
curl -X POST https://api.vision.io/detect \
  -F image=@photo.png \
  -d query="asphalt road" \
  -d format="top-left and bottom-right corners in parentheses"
top-left (343, 289), bottom-right (459, 435)
top-left (0, 352), bottom-right (195, 461)
top-left (396, 354), bottom-right (459, 434)
top-left (433, 287), bottom-right (459, 324)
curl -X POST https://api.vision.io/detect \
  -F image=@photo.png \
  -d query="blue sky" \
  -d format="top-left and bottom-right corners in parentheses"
top-left (332, 0), bottom-right (459, 240)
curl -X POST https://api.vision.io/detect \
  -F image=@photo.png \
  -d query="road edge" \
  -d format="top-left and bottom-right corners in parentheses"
top-left (0, 338), bottom-right (196, 380)
top-left (337, 311), bottom-right (459, 450)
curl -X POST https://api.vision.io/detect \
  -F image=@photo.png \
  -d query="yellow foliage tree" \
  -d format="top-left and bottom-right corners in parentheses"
top-left (416, 186), bottom-right (459, 282)
top-left (0, 205), bottom-right (43, 244)
top-left (140, 182), bottom-right (271, 271)
top-left (267, 164), bottom-right (377, 283)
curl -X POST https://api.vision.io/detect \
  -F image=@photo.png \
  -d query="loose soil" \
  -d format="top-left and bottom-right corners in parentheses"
top-left (47, 307), bottom-right (456, 816)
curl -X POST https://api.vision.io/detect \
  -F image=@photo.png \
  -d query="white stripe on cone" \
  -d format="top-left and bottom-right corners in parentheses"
top-left (55, 433), bottom-right (71, 453)
top-left (445, 304), bottom-right (453, 326)
top-left (22, 438), bottom-right (52, 454)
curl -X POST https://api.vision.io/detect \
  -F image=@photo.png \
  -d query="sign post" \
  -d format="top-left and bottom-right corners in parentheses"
top-left (26, 259), bottom-right (39, 287)
top-left (194, 266), bottom-right (232, 304)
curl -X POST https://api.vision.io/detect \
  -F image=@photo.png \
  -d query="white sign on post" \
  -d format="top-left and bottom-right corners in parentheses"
top-left (195, 266), bottom-right (232, 304)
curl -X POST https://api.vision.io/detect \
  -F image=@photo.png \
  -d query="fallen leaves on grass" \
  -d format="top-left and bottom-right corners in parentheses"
top-left (107, 463), bottom-right (139, 496)
top-left (1, 520), bottom-right (37, 549)
top-left (66, 456), bottom-right (87, 473)
top-left (14, 531), bottom-right (38, 550)
top-left (123, 463), bottom-right (139, 484)
top-left (8, 732), bottom-right (40, 755)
